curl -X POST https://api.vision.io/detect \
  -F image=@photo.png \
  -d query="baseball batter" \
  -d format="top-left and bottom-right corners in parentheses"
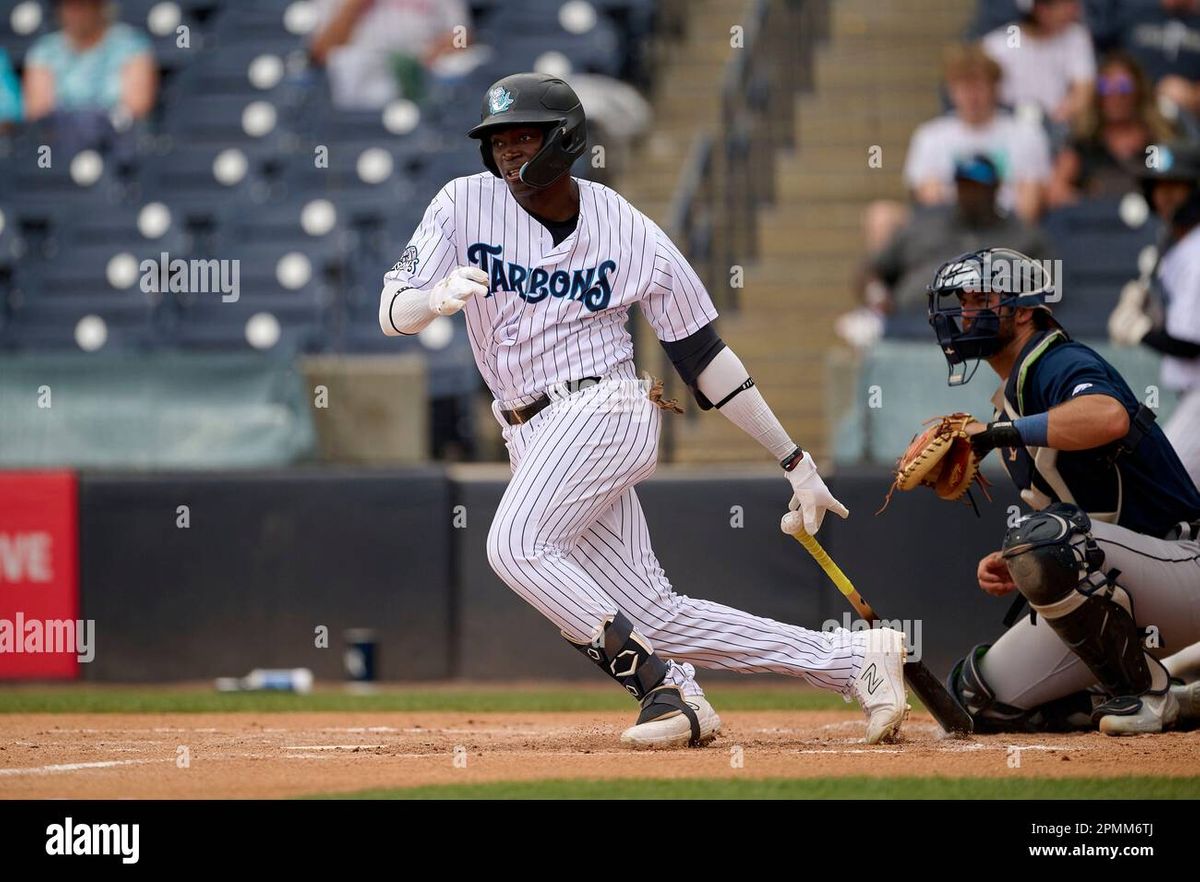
top-left (1109, 140), bottom-right (1200, 487)
top-left (378, 73), bottom-right (907, 748)
top-left (927, 247), bottom-right (1200, 734)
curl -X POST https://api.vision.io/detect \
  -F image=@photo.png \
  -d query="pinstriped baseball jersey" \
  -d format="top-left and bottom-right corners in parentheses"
top-left (381, 168), bottom-right (868, 704)
top-left (382, 173), bottom-right (718, 407)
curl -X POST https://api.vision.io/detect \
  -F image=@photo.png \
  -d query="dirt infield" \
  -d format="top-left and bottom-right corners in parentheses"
top-left (2, 709), bottom-right (1198, 798)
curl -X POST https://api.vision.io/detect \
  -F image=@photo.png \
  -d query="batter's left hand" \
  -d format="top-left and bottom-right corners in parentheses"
top-left (783, 452), bottom-right (849, 535)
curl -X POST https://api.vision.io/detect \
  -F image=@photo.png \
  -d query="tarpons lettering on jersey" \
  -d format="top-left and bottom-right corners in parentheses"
top-left (467, 241), bottom-right (618, 311)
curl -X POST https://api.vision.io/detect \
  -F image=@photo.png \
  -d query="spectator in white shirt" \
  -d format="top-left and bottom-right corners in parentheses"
top-left (864, 44), bottom-right (1053, 253)
top-left (310, 0), bottom-right (471, 110)
top-left (982, 0), bottom-right (1096, 125)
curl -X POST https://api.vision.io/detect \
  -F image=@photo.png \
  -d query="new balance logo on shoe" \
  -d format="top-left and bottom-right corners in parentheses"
top-left (863, 664), bottom-right (883, 695)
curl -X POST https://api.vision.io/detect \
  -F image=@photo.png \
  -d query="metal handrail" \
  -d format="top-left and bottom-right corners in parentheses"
top-left (658, 0), bottom-right (827, 462)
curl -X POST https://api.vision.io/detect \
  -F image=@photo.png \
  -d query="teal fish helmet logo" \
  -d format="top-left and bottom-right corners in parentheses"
top-left (488, 86), bottom-right (515, 115)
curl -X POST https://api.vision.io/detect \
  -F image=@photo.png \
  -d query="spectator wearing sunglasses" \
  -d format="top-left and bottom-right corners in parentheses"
top-left (1100, 0), bottom-right (1200, 118)
top-left (1047, 51), bottom-right (1179, 207)
top-left (981, 0), bottom-right (1095, 125)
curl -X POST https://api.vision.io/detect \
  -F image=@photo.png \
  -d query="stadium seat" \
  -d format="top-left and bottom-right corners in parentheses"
top-left (135, 143), bottom-right (272, 223)
top-left (167, 240), bottom-right (333, 353)
top-left (161, 93), bottom-right (291, 149)
top-left (0, 0), bottom-right (51, 66)
top-left (1041, 198), bottom-right (1161, 338)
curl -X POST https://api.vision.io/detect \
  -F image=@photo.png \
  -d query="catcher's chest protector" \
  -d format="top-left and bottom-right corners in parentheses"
top-left (995, 330), bottom-right (1125, 524)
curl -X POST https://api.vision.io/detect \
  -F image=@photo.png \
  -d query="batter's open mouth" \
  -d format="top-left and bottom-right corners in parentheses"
top-left (505, 167), bottom-right (521, 181)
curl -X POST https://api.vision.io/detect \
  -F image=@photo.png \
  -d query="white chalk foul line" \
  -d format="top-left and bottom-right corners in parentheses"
top-left (0, 759), bottom-right (170, 777)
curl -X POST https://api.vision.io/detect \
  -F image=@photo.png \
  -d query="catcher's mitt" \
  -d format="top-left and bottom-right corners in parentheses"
top-left (877, 412), bottom-right (990, 513)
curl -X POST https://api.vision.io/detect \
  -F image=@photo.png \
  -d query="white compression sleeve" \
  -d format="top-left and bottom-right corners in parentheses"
top-left (695, 346), bottom-right (797, 461)
top-left (379, 279), bottom-right (437, 336)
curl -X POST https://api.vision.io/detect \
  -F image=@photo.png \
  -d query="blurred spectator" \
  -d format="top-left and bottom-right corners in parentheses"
top-left (22, 0), bottom-right (156, 156)
top-left (841, 155), bottom-right (1052, 348)
top-left (0, 48), bottom-right (21, 132)
top-left (1098, 0), bottom-right (1200, 117)
top-left (1048, 52), bottom-right (1178, 206)
top-left (310, 0), bottom-right (472, 110)
top-left (864, 45), bottom-right (1051, 254)
top-left (23, 0), bottom-right (156, 121)
top-left (982, 0), bottom-right (1095, 124)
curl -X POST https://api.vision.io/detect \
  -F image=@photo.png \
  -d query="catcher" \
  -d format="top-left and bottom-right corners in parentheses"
top-left (899, 247), bottom-right (1200, 734)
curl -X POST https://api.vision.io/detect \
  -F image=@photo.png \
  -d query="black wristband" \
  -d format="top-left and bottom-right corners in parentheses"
top-left (780, 447), bottom-right (805, 471)
top-left (971, 421), bottom-right (1022, 456)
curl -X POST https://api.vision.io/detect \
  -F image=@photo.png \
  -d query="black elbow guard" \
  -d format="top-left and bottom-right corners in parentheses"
top-left (659, 323), bottom-right (726, 409)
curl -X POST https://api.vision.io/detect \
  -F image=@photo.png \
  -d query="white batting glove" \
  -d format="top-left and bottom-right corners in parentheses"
top-left (1108, 280), bottom-right (1153, 347)
top-left (429, 266), bottom-right (488, 316)
top-left (782, 452), bottom-right (849, 536)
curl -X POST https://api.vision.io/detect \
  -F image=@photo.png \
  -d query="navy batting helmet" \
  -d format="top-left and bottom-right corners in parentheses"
top-left (1135, 140), bottom-right (1200, 230)
top-left (467, 72), bottom-right (587, 188)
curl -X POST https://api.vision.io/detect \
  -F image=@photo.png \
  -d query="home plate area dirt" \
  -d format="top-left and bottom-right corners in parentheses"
top-left (1, 710), bottom-right (1198, 798)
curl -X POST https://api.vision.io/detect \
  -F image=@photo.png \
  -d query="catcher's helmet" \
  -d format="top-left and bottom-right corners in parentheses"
top-left (927, 247), bottom-right (1058, 386)
top-left (1134, 140), bottom-right (1200, 230)
top-left (467, 72), bottom-right (587, 188)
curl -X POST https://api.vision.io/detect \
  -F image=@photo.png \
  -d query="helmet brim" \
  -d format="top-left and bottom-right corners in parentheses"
top-left (467, 114), bottom-right (563, 140)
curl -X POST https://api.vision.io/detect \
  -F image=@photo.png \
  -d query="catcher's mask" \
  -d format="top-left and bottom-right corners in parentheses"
top-left (927, 247), bottom-right (1058, 386)
top-left (467, 72), bottom-right (587, 189)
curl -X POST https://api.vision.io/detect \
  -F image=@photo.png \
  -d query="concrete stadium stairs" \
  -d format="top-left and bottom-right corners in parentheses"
top-left (622, 0), bottom-right (972, 466)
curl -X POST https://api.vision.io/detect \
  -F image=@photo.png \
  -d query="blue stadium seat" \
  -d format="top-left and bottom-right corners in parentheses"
top-left (273, 139), bottom-right (420, 223)
top-left (46, 203), bottom-right (189, 257)
top-left (161, 93), bottom-right (291, 148)
top-left (5, 242), bottom-right (164, 352)
top-left (215, 196), bottom-right (349, 250)
top-left (167, 240), bottom-right (332, 352)
top-left (1041, 198), bottom-right (1160, 337)
top-left (476, 31), bottom-right (622, 78)
top-left (0, 0), bottom-right (51, 66)
top-left (209, 2), bottom-right (296, 45)
top-left (136, 143), bottom-right (271, 221)
top-left (4, 147), bottom-right (124, 219)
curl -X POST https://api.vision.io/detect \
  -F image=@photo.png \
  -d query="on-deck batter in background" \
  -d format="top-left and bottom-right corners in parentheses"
top-left (378, 72), bottom-right (909, 749)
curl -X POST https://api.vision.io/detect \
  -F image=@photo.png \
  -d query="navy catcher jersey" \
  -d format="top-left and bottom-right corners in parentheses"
top-left (999, 330), bottom-right (1200, 537)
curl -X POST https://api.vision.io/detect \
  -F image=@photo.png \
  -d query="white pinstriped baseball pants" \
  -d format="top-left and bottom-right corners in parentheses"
top-left (485, 360), bottom-right (864, 694)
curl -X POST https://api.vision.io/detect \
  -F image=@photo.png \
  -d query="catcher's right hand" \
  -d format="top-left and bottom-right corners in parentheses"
top-left (430, 266), bottom-right (488, 316)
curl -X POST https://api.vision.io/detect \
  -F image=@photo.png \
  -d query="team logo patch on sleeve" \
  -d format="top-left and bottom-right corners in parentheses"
top-left (1071, 383), bottom-right (1094, 396)
top-left (392, 245), bottom-right (419, 275)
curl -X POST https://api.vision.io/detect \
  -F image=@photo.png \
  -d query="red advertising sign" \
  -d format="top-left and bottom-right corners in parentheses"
top-left (0, 472), bottom-right (81, 679)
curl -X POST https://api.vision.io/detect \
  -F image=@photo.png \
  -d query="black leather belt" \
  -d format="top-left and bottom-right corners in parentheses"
top-left (500, 377), bottom-right (602, 425)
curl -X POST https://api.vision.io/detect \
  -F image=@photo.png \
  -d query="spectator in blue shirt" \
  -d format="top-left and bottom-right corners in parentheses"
top-left (22, 0), bottom-right (157, 123)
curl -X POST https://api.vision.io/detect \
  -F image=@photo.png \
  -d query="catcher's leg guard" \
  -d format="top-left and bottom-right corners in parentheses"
top-left (564, 612), bottom-right (706, 746)
top-left (947, 643), bottom-right (1094, 732)
top-left (1001, 505), bottom-right (1169, 717)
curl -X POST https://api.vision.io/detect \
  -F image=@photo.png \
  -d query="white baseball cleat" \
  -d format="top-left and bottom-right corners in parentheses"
top-left (849, 627), bottom-right (909, 744)
top-left (621, 687), bottom-right (721, 748)
top-left (621, 661), bottom-right (721, 749)
top-left (1171, 680), bottom-right (1200, 721)
top-left (1097, 689), bottom-right (1180, 735)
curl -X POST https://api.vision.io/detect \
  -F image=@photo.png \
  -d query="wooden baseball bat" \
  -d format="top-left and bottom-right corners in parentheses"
top-left (791, 529), bottom-right (973, 735)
